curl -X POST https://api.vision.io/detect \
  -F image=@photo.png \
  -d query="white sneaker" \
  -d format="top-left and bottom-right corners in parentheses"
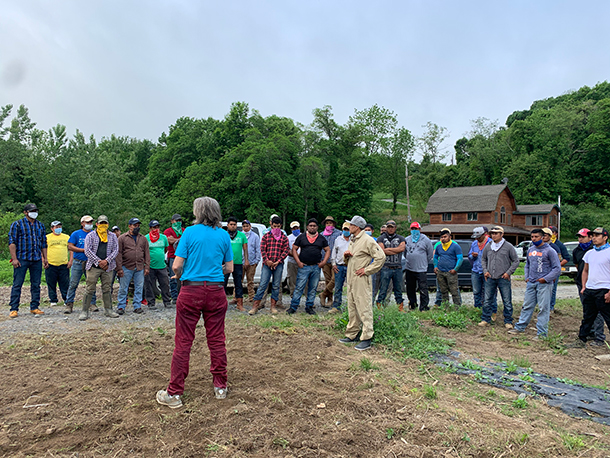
top-left (214, 387), bottom-right (227, 399)
top-left (156, 389), bottom-right (182, 408)
top-left (50, 302), bottom-right (58, 307)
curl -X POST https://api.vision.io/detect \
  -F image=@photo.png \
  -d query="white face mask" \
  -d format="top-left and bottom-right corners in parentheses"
top-left (84, 224), bottom-right (94, 231)
top-left (28, 212), bottom-right (38, 219)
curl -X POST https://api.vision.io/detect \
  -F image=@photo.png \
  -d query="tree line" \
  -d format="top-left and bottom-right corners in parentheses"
top-left (1, 81), bottom-right (609, 258)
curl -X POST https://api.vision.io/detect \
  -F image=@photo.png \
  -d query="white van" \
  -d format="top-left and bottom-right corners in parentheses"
top-left (221, 221), bottom-right (288, 287)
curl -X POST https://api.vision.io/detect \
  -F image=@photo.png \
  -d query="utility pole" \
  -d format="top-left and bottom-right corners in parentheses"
top-left (405, 161), bottom-right (412, 223)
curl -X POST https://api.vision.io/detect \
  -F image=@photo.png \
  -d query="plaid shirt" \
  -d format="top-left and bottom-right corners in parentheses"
top-left (260, 231), bottom-right (290, 264)
top-left (8, 217), bottom-right (47, 261)
top-left (84, 231), bottom-right (119, 271)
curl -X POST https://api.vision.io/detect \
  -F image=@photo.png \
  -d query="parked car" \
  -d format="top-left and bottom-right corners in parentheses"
top-left (561, 241), bottom-right (578, 278)
top-left (516, 240), bottom-right (531, 262)
top-left (221, 222), bottom-right (288, 287)
top-left (402, 239), bottom-right (473, 289)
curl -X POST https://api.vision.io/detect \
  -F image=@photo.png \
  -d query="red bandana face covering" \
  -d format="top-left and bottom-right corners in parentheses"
top-left (149, 228), bottom-right (160, 243)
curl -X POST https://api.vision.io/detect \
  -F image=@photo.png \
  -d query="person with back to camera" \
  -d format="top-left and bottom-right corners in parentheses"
top-left (156, 196), bottom-right (233, 408)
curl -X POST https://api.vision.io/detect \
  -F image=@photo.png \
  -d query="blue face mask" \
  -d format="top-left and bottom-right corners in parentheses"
top-left (411, 229), bottom-right (420, 242)
top-left (342, 230), bottom-right (350, 237)
top-left (365, 230), bottom-right (372, 236)
top-left (532, 239), bottom-right (543, 246)
top-left (579, 241), bottom-right (592, 250)
top-left (54, 228), bottom-right (62, 235)
top-left (292, 229), bottom-right (300, 236)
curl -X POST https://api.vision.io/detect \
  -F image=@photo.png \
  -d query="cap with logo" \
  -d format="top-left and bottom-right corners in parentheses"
top-left (149, 220), bottom-right (160, 227)
top-left (542, 228), bottom-right (553, 236)
top-left (549, 226), bottom-right (558, 234)
top-left (129, 217), bottom-right (141, 225)
top-left (589, 227), bottom-right (609, 237)
top-left (97, 215), bottom-right (109, 224)
top-left (81, 215), bottom-right (94, 223)
top-left (348, 215), bottom-right (367, 229)
top-left (471, 226), bottom-right (485, 238)
top-left (51, 220), bottom-right (61, 227)
top-left (489, 225), bottom-right (504, 233)
top-left (410, 221), bottom-right (421, 229)
top-left (576, 228), bottom-right (590, 237)
top-left (290, 221), bottom-right (300, 228)
top-left (111, 226), bottom-right (120, 232)
top-left (24, 203), bottom-right (38, 212)
top-left (242, 219), bottom-right (251, 225)
top-left (270, 214), bottom-right (279, 221)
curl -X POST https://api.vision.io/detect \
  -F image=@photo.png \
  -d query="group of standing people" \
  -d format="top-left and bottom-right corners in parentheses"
top-left (7, 203), bottom-right (185, 320)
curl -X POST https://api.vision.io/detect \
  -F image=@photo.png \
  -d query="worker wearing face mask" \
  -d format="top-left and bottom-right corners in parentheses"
top-left (45, 221), bottom-right (73, 308)
top-left (8, 203), bottom-right (48, 318)
top-left (116, 218), bottom-right (150, 315)
top-left (65, 215), bottom-right (98, 314)
top-left (404, 222), bottom-right (434, 311)
top-left (328, 222), bottom-right (352, 314)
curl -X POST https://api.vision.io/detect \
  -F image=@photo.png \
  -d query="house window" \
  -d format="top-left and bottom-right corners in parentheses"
top-left (526, 215), bottom-right (543, 226)
top-left (442, 213), bottom-right (452, 222)
top-left (495, 212), bottom-right (498, 223)
top-left (467, 212), bottom-right (478, 221)
top-left (550, 214), bottom-right (557, 226)
top-left (507, 213), bottom-right (511, 225)
top-left (500, 206), bottom-right (506, 224)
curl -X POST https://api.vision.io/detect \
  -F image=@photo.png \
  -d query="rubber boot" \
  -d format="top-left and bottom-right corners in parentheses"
top-left (249, 300), bottom-right (262, 315)
top-left (270, 298), bottom-right (278, 315)
top-left (79, 293), bottom-right (92, 321)
top-left (236, 298), bottom-right (245, 312)
top-left (319, 292), bottom-right (327, 308)
top-left (103, 292), bottom-right (119, 318)
top-left (398, 302), bottom-right (404, 312)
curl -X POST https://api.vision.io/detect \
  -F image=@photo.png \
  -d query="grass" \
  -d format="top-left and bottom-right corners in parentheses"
top-left (335, 305), bottom-right (453, 360)
top-left (358, 356), bottom-right (380, 372)
top-left (411, 303), bottom-right (481, 331)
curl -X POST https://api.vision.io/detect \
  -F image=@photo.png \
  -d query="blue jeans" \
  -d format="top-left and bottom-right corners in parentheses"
top-left (117, 267), bottom-right (145, 310)
top-left (481, 278), bottom-right (513, 323)
top-left (377, 267), bottom-right (404, 304)
top-left (168, 257), bottom-right (181, 300)
top-left (332, 265), bottom-right (347, 309)
top-left (550, 278), bottom-right (558, 310)
top-left (290, 265), bottom-right (321, 310)
top-left (224, 263), bottom-right (244, 298)
top-left (253, 263), bottom-right (284, 301)
top-left (66, 259), bottom-right (97, 305)
top-left (472, 271), bottom-right (498, 311)
top-left (9, 259), bottom-right (42, 311)
top-left (515, 281), bottom-right (553, 336)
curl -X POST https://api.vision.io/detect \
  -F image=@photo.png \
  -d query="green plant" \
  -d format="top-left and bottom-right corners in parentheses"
top-left (272, 438), bottom-right (290, 449)
top-left (386, 428), bottom-right (395, 439)
top-left (512, 397), bottom-right (528, 409)
top-left (155, 327), bottom-right (166, 336)
top-left (460, 360), bottom-right (482, 371)
top-left (424, 385), bottom-right (437, 400)
top-left (359, 356), bottom-right (380, 372)
top-left (505, 361), bottom-right (518, 373)
top-left (513, 355), bottom-right (531, 368)
top-left (560, 433), bottom-right (586, 451)
top-left (518, 433), bottom-right (529, 445)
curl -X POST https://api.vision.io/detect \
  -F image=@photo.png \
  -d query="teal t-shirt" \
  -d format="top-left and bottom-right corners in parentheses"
top-left (230, 231), bottom-right (248, 265)
top-left (146, 234), bottom-right (169, 269)
top-left (175, 224), bottom-right (233, 282)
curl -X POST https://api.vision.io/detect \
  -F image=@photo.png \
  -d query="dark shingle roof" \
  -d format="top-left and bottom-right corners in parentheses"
top-left (514, 204), bottom-right (560, 214)
top-left (425, 184), bottom-right (508, 213)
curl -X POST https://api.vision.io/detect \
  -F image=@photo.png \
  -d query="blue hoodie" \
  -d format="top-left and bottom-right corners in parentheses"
top-left (524, 242), bottom-right (561, 283)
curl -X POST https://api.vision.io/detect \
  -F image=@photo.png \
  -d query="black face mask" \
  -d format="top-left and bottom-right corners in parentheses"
top-left (132, 227), bottom-right (141, 235)
top-left (228, 230), bottom-right (237, 239)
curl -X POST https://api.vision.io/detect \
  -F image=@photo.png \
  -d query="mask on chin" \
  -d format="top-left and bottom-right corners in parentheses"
top-left (532, 239), bottom-right (543, 246)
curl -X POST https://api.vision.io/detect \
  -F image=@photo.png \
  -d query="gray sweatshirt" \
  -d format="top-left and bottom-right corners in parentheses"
top-left (404, 234), bottom-right (434, 273)
top-left (523, 242), bottom-right (561, 283)
top-left (481, 239), bottom-right (519, 279)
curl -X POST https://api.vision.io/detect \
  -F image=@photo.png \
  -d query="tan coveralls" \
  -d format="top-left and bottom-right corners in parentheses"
top-left (344, 231), bottom-right (386, 340)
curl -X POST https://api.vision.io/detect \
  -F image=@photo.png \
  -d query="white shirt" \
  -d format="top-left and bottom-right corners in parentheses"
top-left (287, 233), bottom-right (300, 264)
top-left (584, 247), bottom-right (610, 289)
top-left (332, 235), bottom-right (351, 266)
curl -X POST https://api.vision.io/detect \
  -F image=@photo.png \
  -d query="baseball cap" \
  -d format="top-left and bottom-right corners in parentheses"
top-left (410, 221), bottom-right (421, 229)
top-left (149, 219), bottom-right (160, 227)
top-left (97, 215), bottom-right (109, 224)
top-left (589, 227), bottom-right (609, 237)
top-left (386, 220), bottom-right (397, 227)
top-left (440, 227), bottom-right (452, 235)
top-left (489, 225), bottom-right (504, 233)
top-left (542, 228), bottom-right (553, 236)
top-left (576, 228), bottom-right (590, 237)
top-left (270, 214), bottom-right (279, 221)
top-left (290, 221), bottom-right (300, 228)
top-left (549, 226), bottom-right (558, 233)
top-left (129, 217), bottom-right (141, 225)
top-left (24, 203), bottom-right (38, 212)
top-left (348, 215), bottom-right (367, 229)
top-left (342, 221), bottom-right (350, 230)
top-left (51, 220), bottom-right (61, 227)
top-left (242, 219), bottom-right (251, 225)
top-left (471, 227), bottom-right (485, 238)
top-left (81, 215), bottom-right (94, 223)
top-left (171, 214), bottom-right (182, 221)
top-left (111, 226), bottom-right (120, 232)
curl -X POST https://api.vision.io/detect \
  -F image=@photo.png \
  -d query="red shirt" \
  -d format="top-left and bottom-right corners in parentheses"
top-left (260, 232), bottom-right (290, 264)
top-left (163, 227), bottom-right (180, 259)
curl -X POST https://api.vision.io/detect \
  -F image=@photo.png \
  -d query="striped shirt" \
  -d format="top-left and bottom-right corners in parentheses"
top-left (84, 231), bottom-right (119, 271)
top-left (8, 217), bottom-right (47, 261)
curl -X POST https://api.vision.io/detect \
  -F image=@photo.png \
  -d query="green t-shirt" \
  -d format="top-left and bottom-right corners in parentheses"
top-left (230, 231), bottom-right (248, 265)
top-left (146, 234), bottom-right (169, 269)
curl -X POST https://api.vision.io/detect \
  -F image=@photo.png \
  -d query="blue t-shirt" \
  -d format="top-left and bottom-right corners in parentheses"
top-left (433, 241), bottom-right (463, 272)
top-left (68, 229), bottom-right (90, 261)
top-left (175, 224), bottom-right (233, 282)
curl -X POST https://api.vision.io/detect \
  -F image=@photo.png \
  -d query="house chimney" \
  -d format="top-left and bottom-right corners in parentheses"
top-left (501, 177), bottom-right (508, 185)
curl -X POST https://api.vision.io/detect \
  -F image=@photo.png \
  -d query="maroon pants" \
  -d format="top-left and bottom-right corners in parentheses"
top-left (168, 284), bottom-right (228, 395)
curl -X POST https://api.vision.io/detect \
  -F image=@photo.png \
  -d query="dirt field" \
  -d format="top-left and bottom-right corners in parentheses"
top-left (2, 295), bottom-right (610, 457)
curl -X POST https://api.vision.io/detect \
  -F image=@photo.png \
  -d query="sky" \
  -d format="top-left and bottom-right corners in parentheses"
top-left (1, 1), bottom-right (609, 160)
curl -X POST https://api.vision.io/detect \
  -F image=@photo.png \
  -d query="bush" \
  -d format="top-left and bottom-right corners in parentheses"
top-left (0, 211), bottom-right (21, 260)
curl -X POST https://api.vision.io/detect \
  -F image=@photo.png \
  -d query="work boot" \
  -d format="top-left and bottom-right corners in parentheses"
top-left (64, 302), bottom-right (73, 314)
top-left (236, 298), bottom-right (245, 312)
top-left (102, 292), bottom-right (119, 318)
top-left (270, 298), bottom-right (278, 315)
top-left (398, 302), bottom-right (405, 312)
top-left (79, 293), bottom-right (92, 321)
top-left (376, 302), bottom-right (383, 310)
top-left (319, 292), bottom-right (326, 308)
top-left (229, 298), bottom-right (237, 305)
top-left (249, 300), bottom-right (262, 315)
